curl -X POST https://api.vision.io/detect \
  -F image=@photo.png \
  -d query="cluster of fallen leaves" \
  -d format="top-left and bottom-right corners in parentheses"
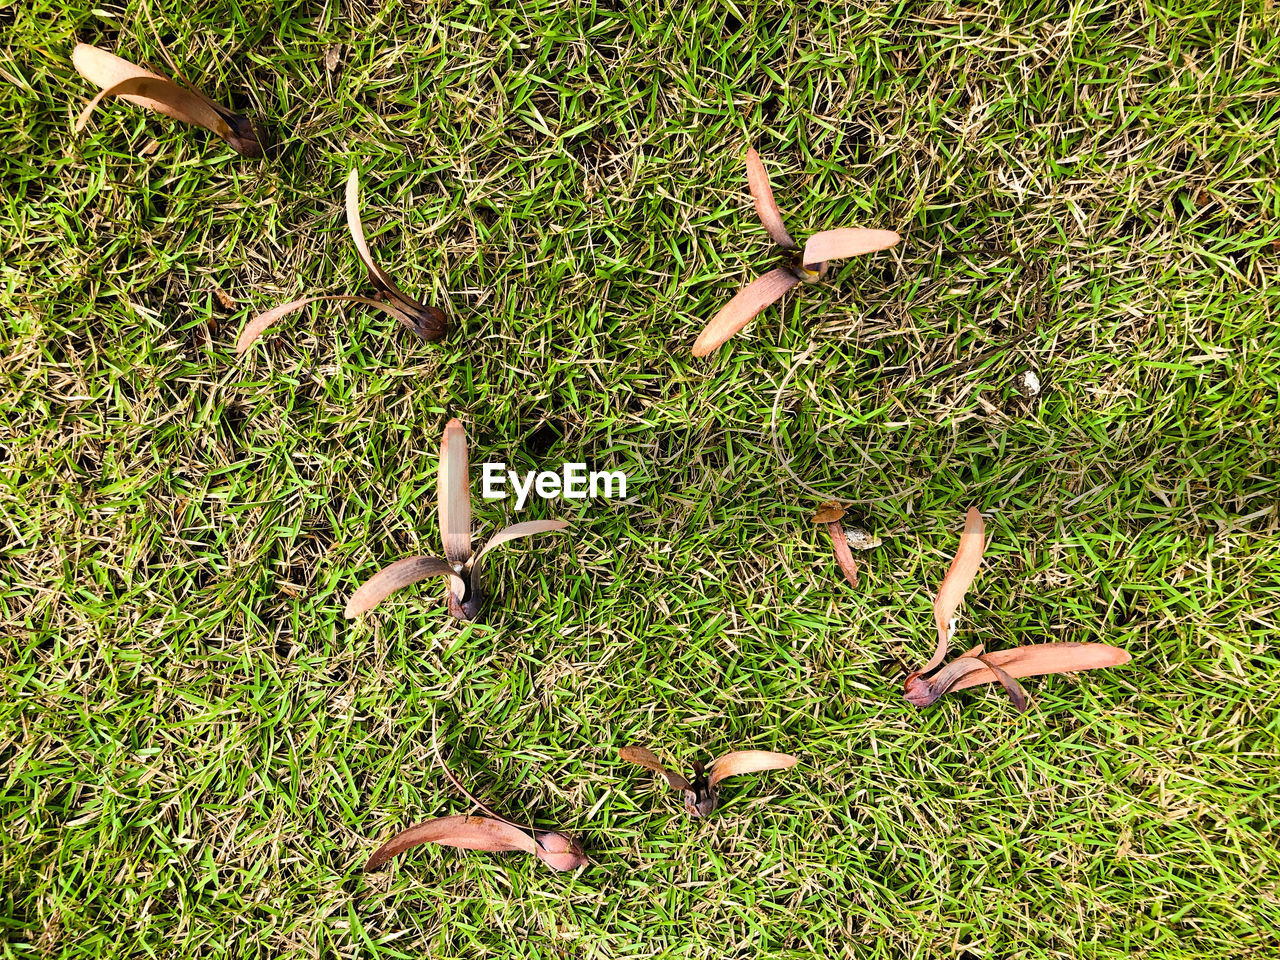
top-left (72, 43), bottom-right (1135, 879)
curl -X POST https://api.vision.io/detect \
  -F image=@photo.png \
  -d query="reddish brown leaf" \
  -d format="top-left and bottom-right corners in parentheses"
top-left (926, 507), bottom-right (985, 672)
top-left (948, 643), bottom-right (1132, 692)
top-left (439, 418), bottom-right (472, 567)
top-left (745, 147), bottom-right (797, 249)
top-left (705, 750), bottom-right (798, 789)
top-left (692, 267), bottom-right (800, 357)
top-left (619, 745), bottom-right (692, 792)
top-left (364, 815), bottom-right (536, 871)
top-left (811, 502), bottom-right (846, 524)
top-left (801, 228), bottom-right (900, 272)
top-left (828, 522), bottom-right (859, 587)
top-left (345, 555), bottom-right (464, 617)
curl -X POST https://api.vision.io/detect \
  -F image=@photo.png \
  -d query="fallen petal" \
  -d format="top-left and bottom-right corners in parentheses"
top-left (73, 44), bottom-right (263, 156)
top-left (925, 507), bottom-right (985, 672)
top-left (364, 815), bottom-right (535, 871)
top-left (345, 555), bottom-right (464, 617)
top-left (345, 169), bottom-right (448, 341)
top-left (692, 267), bottom-right (800, 357)
top-left (801, 228), bottom-right (900, 272)
top-left (745, 147), bottom-right (797, 249)
top-left (706, 750), bottom-right (799, 789)
top-left (949, 643), bottom-right (1132, 693)
top-left (439, 419), bottom-right (473, 567)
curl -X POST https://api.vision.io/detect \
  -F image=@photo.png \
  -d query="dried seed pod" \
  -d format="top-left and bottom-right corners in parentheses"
top-left (620, 745), bottom-right (797, 817)
top-left (73, 44), bottom-right (265, 157)
top-left (692, 145), bottom-right (900, 356)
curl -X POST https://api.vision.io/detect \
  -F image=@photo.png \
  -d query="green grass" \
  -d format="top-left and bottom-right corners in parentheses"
top-left (4, 0), bottom-right (1280, 956)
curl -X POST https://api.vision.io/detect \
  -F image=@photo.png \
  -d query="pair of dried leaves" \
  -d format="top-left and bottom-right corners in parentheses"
top-left (345, 419), bottom-right (568, 622)
top-left (692, 148), bottom-right (901, 357)
top-left (905, 508), bottom-right (1132, 710)
top-left (618, 746), bottom-right (798, 817)
top-left (237, 169), bottom-right (447, 353)
top-left (366, 740), bottom-right (799, 875)
top-left (73, 44), bottom-right (265, 157)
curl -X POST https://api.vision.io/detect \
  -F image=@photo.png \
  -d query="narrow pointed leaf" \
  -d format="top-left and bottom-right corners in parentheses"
top-left (745, 147), bottom-right (796, 249)
top-left (476, 520), bottom-right (571, 562)
top-left (439, 418), bottom-right (472, 566)
top-left (692, 267), bottom-right (800, 357)
top-left (364, 815), bottom-right (535, 871)
top-left (706, 750), bottom-right (798, 789)
top-left (949, 643), bottom-right (1132, 692)
top-left (925, 507), bottom-right (985, 672)
top-left (73, 44), bottom-right (262, 156)
top-left (345, 556), bottom-right (464, 617)
top-left (344, 169), bottom-right (448, 341)
top-left (801, 228), bottom-right (900, 272)
top-left (236, 295), bottom-right (412, 355)
top-left (619, 746), bottom-right (692, 792)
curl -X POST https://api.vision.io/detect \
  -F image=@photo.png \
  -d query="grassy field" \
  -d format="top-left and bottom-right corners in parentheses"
top-left (4, 0), bottom-right (1280, 956)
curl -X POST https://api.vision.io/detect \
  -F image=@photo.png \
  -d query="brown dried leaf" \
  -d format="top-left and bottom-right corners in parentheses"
top-left (692, 267), bottom-right (800, 357)
top-left (828, 522), bottom-right (859, 588)
top-left (925, 507), bottom-right (985, 672)
top-left (364, 815), bottom-right (536, 871)
top-left (948, 643), bottom-right (1132, 692)
top-left (801, 228), bottom-right (900, 272)
top-left (439, 418), bottom-right (472, 567)
top-left (811, 501), bottom-right (845, 524)
top-left (745, 147), bottom-right (797, 249)
top-left (619, 745), bottom-right (692, 792)
top-left (344, 555), bottom-right (464, 617)
top-left (345, 169), bottom-right (448, 341)
top-left (235, 294), bottom-right (407, 355)
top-left (211, 285), bottom-right (236, 310)
top-left (706, 750), bottom-right (798, 789)
top-left (73, 44), bottom-right (263, 157)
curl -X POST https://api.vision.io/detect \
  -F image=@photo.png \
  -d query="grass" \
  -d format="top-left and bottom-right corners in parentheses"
top-left (3, 0), bottom-right (1280, 956)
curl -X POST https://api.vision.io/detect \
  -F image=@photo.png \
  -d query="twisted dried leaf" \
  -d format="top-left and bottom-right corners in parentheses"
top-left (619, 745), bottom-right (692, 792)
top-left (73, 44), bottom-right (263, 156)
top-left (926, 507), bottom-right (985, 672)
top-left (439, 418), bottom-right (472, 567)
top-left (345, 555), bottom-right (464, 617)
top-left (706, 750), bottom-right (798, 789)
top-left (693, 267), bottom-right (800, 357)
top-left (745, 147), bottom-right (796, 249)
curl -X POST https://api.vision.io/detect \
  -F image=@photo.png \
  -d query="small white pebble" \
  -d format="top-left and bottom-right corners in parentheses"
top-left (1017, 370), bottom-right (1041, 398)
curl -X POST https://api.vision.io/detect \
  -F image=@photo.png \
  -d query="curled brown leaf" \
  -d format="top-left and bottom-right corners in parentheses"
top-left (705, 750), bottom-right (798, 789)
top-left (73, 44), bottom-right (264, 156)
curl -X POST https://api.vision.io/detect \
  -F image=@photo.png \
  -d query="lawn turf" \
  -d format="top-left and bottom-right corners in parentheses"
top-left (3, 0), bottom-right (1280, 957)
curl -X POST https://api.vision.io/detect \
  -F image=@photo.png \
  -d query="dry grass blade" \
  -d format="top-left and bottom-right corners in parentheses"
top-left (949, 643), bottom-right (1132, 692)
top-left (235, 295), bottom-right (404, 355)
top-left (692, 267), bottom-right (800, 357)
top-left (363, 815), bottom-right (535, 872)
top-left (927, 507), bottom-right (985, 671)
top-left (801, 228), bottom-right (900, 271)
top-left (745, 147), bottom-right (796, 249)
top-left (344, 555), bottom-right (463, 617)
top-left (439, 419), bottom-right (472, 566)
top-left (706, 750), bottom-right (798, 789)
top-left (72, 44), bottom-right (262, 156)
top-left (618, 746), bottom-right (692, 791)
